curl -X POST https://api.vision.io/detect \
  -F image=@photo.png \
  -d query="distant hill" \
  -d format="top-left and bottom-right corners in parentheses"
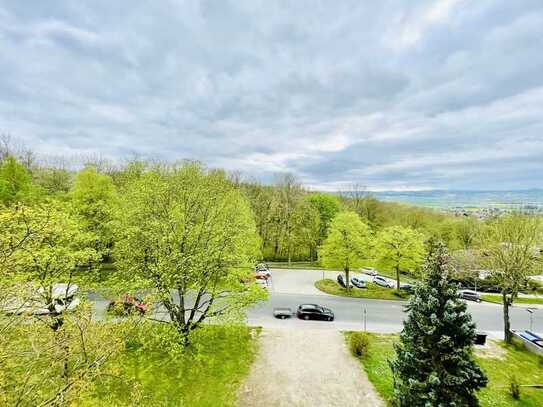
top-left (368, 189), bottom-right (543, 210)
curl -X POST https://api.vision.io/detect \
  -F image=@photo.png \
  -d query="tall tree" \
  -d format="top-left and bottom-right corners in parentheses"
top-left (455, 217), bottom-right (480, 249)
top-left (390, 240), bottom-right (487, 406)
top-left (115, 163), bottom-right (266, 346)
top-left (307, 192), bottom-right (342, 255)
top-left (0, 156), bottom-right (34, 205)
top-left (479, 214), bottom-right (542, 343)
top-left (276, 174), bottom-right (303, 263)
top-left (319, 211), bottom-right (372, 292)
top-left (70, 166), bottom-right (119, 261)
top-left (5, 202), bottom-right (99, 330)
top-left (375, 226), bottom-right (425, 290)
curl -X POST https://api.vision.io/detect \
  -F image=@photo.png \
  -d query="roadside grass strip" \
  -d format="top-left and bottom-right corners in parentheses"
top-left (315, 279), bottom-right (410, 301)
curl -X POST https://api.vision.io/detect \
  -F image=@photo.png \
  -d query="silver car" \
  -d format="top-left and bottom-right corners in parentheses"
top-left (373, 276), bottom-right (395, 288)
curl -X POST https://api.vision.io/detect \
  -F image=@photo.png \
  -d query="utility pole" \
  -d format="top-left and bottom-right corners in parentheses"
top-left (527, 308), bottom-right (536, 331)
top-left (363, 307), bottom-right (367, 331)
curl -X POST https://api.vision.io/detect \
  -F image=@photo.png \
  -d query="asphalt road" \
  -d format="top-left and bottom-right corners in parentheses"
top-left (88, 268), bottom-right (543, 339)
top-left (245, 269), bottom-right (543, 339)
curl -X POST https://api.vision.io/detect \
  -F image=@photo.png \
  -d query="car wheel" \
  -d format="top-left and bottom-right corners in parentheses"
top-left (304, 315), bottom-right (309, 320)
top-left (281, 315), bottom-right (286, 319)
top-left (328, 316), bottom-right (332, 321)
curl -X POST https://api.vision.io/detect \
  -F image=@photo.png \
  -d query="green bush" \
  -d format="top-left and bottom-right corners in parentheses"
top-left (350, 332), bottom-right (370, 357)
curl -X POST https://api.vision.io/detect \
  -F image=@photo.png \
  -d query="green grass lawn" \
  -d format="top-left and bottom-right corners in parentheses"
top-left (481, 294), bottom-right (543, 306)
top-left (348, 333), bottom-right (543, 406)
top-left (86, 324), bottom-right (259, 406)
top-left (315, 278), bottom-right (410, 301)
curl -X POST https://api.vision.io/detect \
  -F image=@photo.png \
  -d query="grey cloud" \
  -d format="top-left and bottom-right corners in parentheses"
top-left (0, 0), bottom-right (542, 190)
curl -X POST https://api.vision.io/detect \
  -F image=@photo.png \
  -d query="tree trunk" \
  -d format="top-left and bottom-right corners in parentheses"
top-left (345, 267), bottom-right (350, 293)
top-left (503, 292), bottom-right (512, 344)
top-left (395, 264), bottom-right (400, 291)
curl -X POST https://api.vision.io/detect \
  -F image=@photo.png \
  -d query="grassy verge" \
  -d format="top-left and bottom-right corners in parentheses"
top-left (315, 278), bottom-right (410, 301)
top-left (267, 262), bottom-right (417, 283)
top-left (87, 324), bottom-right (259, 406)
top-left (481, 294), bottom-right (543, 306)
top-left (348, 333), bottom-right (543, 406)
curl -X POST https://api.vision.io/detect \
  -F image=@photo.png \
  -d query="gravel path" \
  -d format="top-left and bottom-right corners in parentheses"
top-left (238, 328), bottom-right (385, 407)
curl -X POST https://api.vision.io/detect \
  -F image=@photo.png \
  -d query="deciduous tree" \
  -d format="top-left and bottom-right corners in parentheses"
top-left (479, 214), bottom-right (542, 343)
top-left (375, 226), bottom-right (425, 290)
top-left (319, 211), bottom-right (372, 292)
top-left (115, 163), bottom-right (266, 346)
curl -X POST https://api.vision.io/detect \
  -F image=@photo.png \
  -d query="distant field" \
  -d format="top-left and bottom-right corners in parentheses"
top-left (371, 189), bottom-right (543, 210)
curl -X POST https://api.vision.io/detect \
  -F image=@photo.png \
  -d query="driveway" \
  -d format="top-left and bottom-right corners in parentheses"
top-left (238, 328), bottom-right (384, 407)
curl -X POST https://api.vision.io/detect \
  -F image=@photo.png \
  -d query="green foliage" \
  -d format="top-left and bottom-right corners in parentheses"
top-left (375, 225), bottom-right (425, 289)
top-left (115, 163), bottom-right (266, 344)
top-left (390, 240), bottom-right (487, 406)
top-left (320, 211), bottom-right (372, 271)
top-left (349, 332), bottom-right (370, 357)
top-left (0, 156), bottom-right (34, 204)
top-left (479, 214), bottom-right (543, 343)
top-left (70, 166), bottom-right (119, 261)
top-left (0, 309), bottom-right (131, 406)
top-left (307, 192), bottom-right (342, 242)
top-left (320, 211), bottom-right (372, 292)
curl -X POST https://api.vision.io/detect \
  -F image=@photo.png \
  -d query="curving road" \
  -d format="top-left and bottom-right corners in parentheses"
top-left (246, 269), bottom-right (543, 339)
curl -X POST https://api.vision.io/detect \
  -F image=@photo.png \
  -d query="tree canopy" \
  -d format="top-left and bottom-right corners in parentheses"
top-left (375, 225), bottom-right (425, 289)
top-left (114, 162), bottom-right (265, 345)
top-left (320, 211), bottom-right (372, 291)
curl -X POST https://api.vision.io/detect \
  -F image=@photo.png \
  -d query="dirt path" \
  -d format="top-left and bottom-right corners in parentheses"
top-left (238, 328), bottom-right (385, 407)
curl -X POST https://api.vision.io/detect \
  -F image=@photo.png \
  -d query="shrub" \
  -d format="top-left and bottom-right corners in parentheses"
top-left (509, 375), bottom-right (520, 400)
top-left (350, 332), bottom-right (370, 357)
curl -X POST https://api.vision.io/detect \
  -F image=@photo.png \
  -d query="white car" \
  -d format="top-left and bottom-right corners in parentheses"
top-left (373, 276), bottom-right (395, 288)
top-left (361, 267), bottom-right (379, 276)
top-left (2, 283), bottom-right (81, 315)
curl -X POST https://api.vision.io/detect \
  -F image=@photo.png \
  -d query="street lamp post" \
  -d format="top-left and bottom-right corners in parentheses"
top-left (526, 308), bottom-right (536, 331)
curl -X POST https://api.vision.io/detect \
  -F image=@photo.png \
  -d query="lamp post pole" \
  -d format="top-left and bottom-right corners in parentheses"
top-left (527, 308), bottom-right (535, 331)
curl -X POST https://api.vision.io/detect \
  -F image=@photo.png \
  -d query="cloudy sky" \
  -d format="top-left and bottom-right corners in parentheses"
top-left (1, 0), bottom-right (542, 191)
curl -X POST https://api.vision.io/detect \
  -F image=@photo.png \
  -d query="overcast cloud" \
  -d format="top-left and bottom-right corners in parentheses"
top-left (1, 0), bottom-right (542, 190)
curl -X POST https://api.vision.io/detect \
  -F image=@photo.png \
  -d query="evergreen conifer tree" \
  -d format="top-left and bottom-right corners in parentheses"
top-left (390, 240), bottom-right (487, 406)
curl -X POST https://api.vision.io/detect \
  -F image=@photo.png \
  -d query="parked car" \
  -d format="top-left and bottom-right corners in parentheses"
top-left (351, 277), bottom-right (367, 289)
top-left (107, 294), bottom-right (148, 315)
top-left (399, 283), bottom-right (413, 293)
top-left (2, 283), bottom-right (80, 315)
top-left (337, 274), bottom-right (353, 289)
top-left (373, 276), bottom-right (395, 288)
top-left (296, 304), bottom-right (334, 321)
top-left (273, 307), bottom-right (293, 319)
top-left (516, 330), bottom-right (543, 349)
top-left (459, 289), bottom-right (481, 302)
top-left (255, 262), bottom-right (271, 273)
top-left (361, 267), bottom-right (379, 276)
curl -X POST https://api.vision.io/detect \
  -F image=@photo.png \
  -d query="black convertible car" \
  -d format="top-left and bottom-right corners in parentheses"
top-left (296, 304), bottom-right (334, 321)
